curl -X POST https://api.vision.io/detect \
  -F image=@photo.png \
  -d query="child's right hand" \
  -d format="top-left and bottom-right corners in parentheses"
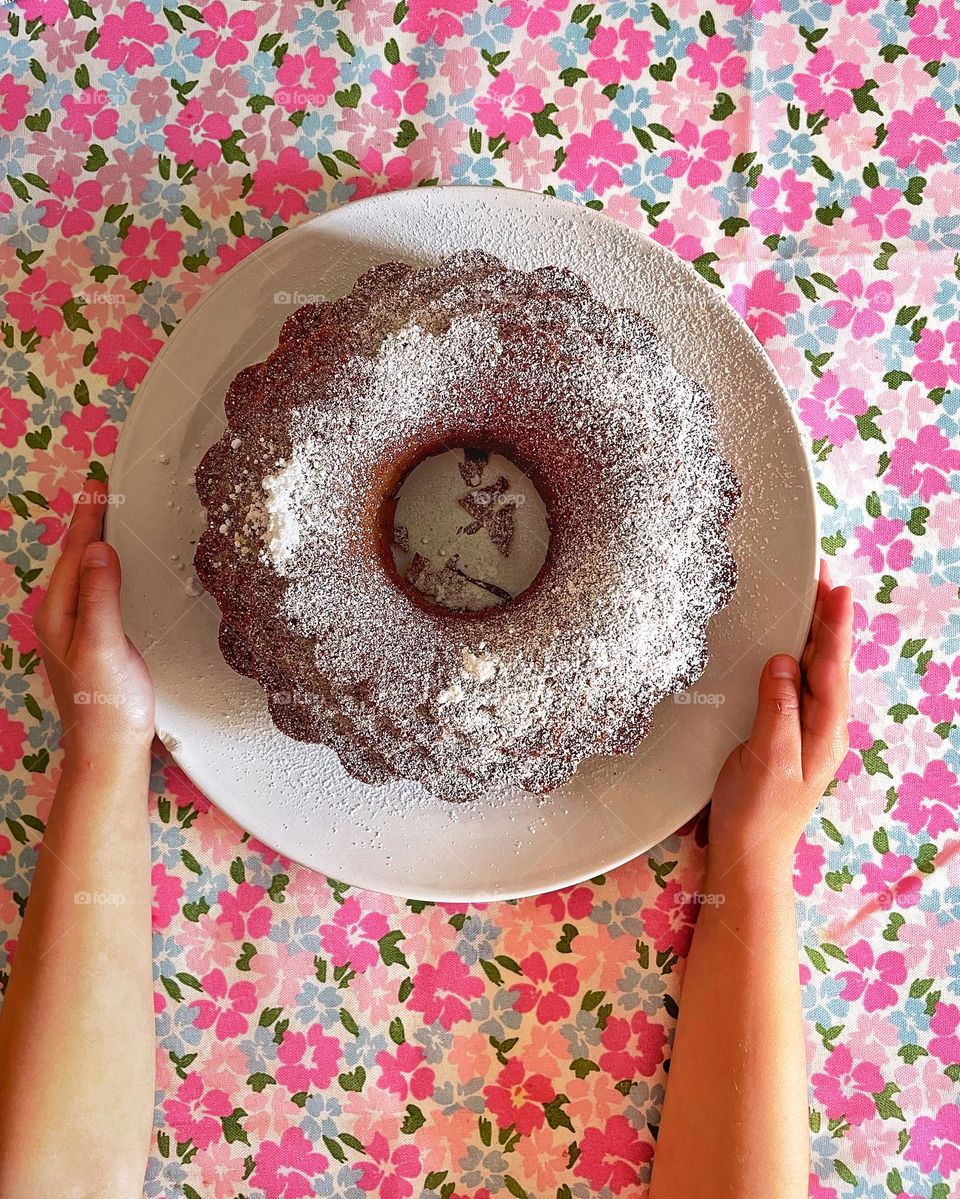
top-left (34, 479), bottom-right (155, 760)
top-left (707, 562), bottom-right (853, 868)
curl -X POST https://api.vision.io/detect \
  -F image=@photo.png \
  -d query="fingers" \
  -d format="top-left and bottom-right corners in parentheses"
top-left (740, 654), bottom-right (802, 777)
top-left (801, 583), bottom-right (853, 780)
top-left (72, 542), bottom-right (125, 655)
top-left (36, 480), bottom-right (108, 658)
top-left (800, 560), bottom-right (831, 676)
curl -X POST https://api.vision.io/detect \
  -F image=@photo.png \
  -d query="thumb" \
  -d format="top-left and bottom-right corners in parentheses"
top-left (73, 541), bottom-right (124, 652)
top-left (742, 654), bottom-right (802, 775)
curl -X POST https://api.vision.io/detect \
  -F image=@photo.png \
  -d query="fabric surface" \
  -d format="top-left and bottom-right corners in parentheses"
top-left (1, 1), bottom-right (959, 1197)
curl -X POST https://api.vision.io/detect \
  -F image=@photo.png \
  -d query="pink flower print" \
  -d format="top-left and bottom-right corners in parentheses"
top-left (687, 35), bottom-right (746, 90)
top-left (587, 19), bottom-right (653, 84)
top-left (355, 1133), bottom-right (421, 1199)
top-left (574, 1114), bottom-right (652, 1195)
top-left (663, 120), bottom-right (730, 188)
top-left (163, 1072), bottom-right (232, 1150)
top-left (860, 852), bottom-right (922, 910)
top-left (559, 118), bottom-right (637, 196)
top-left (909, 0), bottom-right (960, 61)
top-left (216, 234), bottom-right (265, 275)
top-left (249, 147), bottom-right (323, 222)
top-left (475, 69), bottom-right (544, 142)
top-left (905, 1103), bottom-right (960, 1176)
top-left (409, 950), bottom-right (484, 1029)
top-left (275, 47), bottom-right (338, 113)
top-left (4, 267), bottom-right (72, 336)
top-left (798, 370), bottom-right (868, 445)
top-left (0, 388), bottom-right (28, 448)
top-left (749, 169), bottom-right (815, 235)
top-left (896, 759), bottom-right (960, 837)
top-left (794, 834), bottom-right (825, 896)
top-left (164, 99), bottom-right (232, 169)
top-left (808, 1176), bottom-right (839, 1199)
top-left (0, 710), bottom-right (26, 773)
top-left (837, 939), bottom-right (906, 1010)
top-left (376, 1041), bottom-right (435, 1102)
top-left (850, 186), bottom-right (911, 241)
top-left (641, 880), bottom-right (699, 955)
top-left (911, 325), bottom-right (952, 391)
top-left (401, 0), bottom-right (478, 45)
top-left (349, 148), bottom-right (414, 199)
top-left (61, 402), bottom-right (118, 459)
top-left (216, 881), bottom-right (271, 940)
top-left (318, 897), bottom-right (390, 972)
top-left (190, 968), bottom-right (257, 1039)
top-left (0, 73), bottom-right (28, 132)
top-left (93, 2), bottom-right (167, 74)
top-left (728, 268), bottom-right (800, 344)
top-left (851, 604), bottom-right (899, 671)
top-left (250, 1127), bottom-right (328, 1199)
top-left (510, 951), bottom-right (578, 1023)
top-left (92, 315), bottom-right (163, 390)
top-left (119, 219), bottom-right (183, 281)
top-left (826, 269), bottom-right (894, 339)
top-left (854, 515), bottom-right (913, 572)
top-left (930, 1001), bottom-right (960, 1066)
top-left (19, 0), bottom-right (68, 22)
top-left (535, 884), bottom-right (593, 921)
top-left (503, 0), bottom-right (567, 37)
top-left (192, 1), bottom-right (256, 67)
top-left (36, 171), bottom-right (103, 238)
top-left (483, 1057), bottom-right (555, 1135)
top-left (811, 1043), bottom-right (885, 1124)
top-left (888, 425), bottom-right (960, 503)
top-left (794, 48), bottom-right (864, 119)
top-left (649, 216), bottom-right (706, 264)
top-left (151, 862), bottom-right (182, 930)
top-left (885, 97), bottom-right (960, 171)
top-left (599, 1010), bottom-right (667, 1080)
top-left (60, 90), bottom-right (118, 142)
top-left (370, 62), bottom-right (428, 118)
top-left (275, 1025), bottom-right (342, 1093)
top-left (919, 657), bottom-right (960, 725)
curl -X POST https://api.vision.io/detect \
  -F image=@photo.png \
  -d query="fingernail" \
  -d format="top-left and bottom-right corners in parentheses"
top-left (770, 655), bottom-right (796, 679)
top-left (83, 542), bottom-right (110, 568)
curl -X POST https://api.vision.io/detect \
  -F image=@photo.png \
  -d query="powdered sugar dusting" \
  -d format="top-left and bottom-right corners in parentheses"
top-left (195, 251), bottom-right (739, 802)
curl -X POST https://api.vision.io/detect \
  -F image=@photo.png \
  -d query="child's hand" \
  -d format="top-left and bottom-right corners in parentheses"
top-left (34, 479), bottom-right (154, 759)
top-left (708, 561), bottom-right (853, 867)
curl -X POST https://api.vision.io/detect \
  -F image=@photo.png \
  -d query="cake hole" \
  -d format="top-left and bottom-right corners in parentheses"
top-left (386, 445), bottom-right (551, 612)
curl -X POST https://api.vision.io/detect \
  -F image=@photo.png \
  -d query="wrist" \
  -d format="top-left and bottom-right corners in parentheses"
top-left (60, 735), bottom-right (153, 786)
top-left (705, 836), bottom-right (797, 896)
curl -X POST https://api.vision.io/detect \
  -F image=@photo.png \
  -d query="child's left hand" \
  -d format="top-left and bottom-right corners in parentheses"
top-left (34, 479), bottom-right (155, 759)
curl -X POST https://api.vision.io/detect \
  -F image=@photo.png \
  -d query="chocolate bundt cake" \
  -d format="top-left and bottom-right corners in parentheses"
top-left (194, 251), bottom-right (740, 802)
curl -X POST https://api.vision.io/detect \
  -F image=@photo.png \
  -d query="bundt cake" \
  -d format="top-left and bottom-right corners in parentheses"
top-left (194, 251), bottom-right (740, 802)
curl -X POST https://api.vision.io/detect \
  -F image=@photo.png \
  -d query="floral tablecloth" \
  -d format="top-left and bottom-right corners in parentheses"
top-left (1, 1), bottom-right (959, 1197)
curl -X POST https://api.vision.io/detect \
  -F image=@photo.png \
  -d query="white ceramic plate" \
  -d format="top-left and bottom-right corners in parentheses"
top-left (108, 186), bottom-right (817, 902)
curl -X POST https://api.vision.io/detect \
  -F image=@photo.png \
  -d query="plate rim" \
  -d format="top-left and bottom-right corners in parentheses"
top-left (107, 184), bottom-right (819, 901)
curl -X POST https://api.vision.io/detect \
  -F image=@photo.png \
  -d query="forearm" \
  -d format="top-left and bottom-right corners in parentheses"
top-left (0, 745), bottom-right (154, 1199)
top-left (649, 848), bottom-right (808, 1199)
